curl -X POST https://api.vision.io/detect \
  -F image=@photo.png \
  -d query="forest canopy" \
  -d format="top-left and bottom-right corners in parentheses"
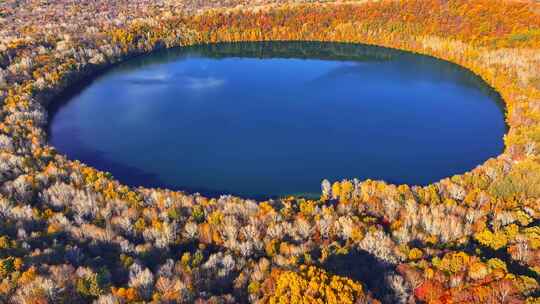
top-left (0, 0), bottom-right (539, 303)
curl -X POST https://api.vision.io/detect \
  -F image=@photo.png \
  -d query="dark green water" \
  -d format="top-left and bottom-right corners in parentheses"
top-left (49, 42), bottom-right (506, 199)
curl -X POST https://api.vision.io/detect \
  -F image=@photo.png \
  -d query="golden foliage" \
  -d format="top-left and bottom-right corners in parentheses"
top-left (264, 265), bottom-right (372, 304)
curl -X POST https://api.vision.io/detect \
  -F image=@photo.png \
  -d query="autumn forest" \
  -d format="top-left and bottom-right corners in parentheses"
top-left (1, 0), bottom-right (540, 303)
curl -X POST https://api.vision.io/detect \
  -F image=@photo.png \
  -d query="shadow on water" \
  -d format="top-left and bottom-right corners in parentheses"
top-left (106, 41), bottom-right (506, 112)
top-left (46, 69), bottom-right (285, 200)
top-left (46, 41), bottom-right (508, 200)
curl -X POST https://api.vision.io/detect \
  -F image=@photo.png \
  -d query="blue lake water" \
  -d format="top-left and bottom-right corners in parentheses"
top-left (49, 42), bottom-right (506, 198)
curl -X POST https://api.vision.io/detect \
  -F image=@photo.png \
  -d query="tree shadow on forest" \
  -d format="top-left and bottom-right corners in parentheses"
top-left (24, 235), bottom-right (241, 298)
top-left (320, 248), bottom-right (399, 303)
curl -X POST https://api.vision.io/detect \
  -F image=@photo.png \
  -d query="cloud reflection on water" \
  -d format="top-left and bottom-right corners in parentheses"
top-left (122, 70), bottom-right (225, 90)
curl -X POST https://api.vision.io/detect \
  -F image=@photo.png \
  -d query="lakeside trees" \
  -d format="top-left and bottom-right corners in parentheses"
top-left (0, 0), bottom-right (540, 303)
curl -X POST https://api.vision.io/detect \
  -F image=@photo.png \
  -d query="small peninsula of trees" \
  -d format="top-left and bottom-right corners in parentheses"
top-left (0, 0), bottom-right (540, 303)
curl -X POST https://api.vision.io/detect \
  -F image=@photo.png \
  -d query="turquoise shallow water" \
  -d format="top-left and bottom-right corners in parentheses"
top-left (49, 42), bottom-right (506, 199)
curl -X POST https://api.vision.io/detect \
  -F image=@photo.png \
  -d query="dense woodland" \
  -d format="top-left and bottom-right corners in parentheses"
top-left (1, 0), bottom-right (540, 303)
